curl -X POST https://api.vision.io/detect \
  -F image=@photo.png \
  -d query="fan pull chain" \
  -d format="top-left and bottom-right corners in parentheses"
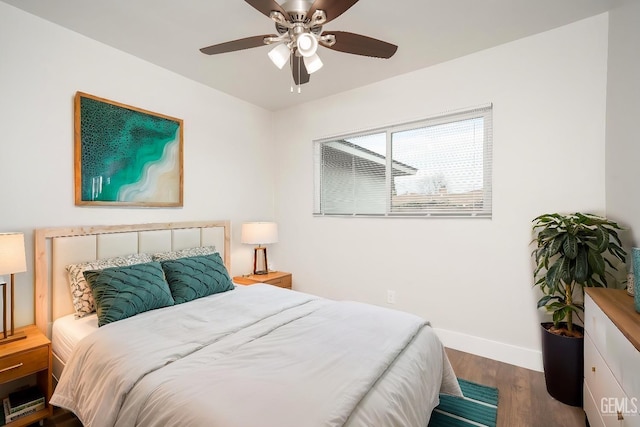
top-left (298, 56), bottom-right (300, 93)
top-left (289, 53), bottom-right (293, 92)
top-left (288, 56), bottom-right (303, 94)
top-left (297, 56), bottom-right (302, 94)
top-left (290, 55), bottom-right (302, 93)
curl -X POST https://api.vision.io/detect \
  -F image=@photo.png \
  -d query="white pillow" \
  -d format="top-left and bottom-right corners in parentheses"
top-left (66, 253), bottom-right (153, 318)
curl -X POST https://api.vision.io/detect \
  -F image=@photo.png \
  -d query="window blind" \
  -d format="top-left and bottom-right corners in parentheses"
top-left (314, 104), bottom-right (492, 218)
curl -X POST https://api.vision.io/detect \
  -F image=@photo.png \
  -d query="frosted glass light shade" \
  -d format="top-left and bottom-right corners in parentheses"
top-left (241, 222), bottom-right (278, 245)
top-left (0, 233), bottom-right (26, 275)
top-left (304, 53), bottom-right (323, 74)
top-left (268, 44), bottom-right (290, 69)
top-left (296, 33), bottom-right (318, 57)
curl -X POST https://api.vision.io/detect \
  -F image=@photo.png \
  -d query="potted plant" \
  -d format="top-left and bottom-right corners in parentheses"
top-left (531, 212), bottom-right (626, 406)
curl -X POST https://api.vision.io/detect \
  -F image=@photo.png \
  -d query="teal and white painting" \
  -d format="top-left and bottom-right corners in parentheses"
top-left (74, 92), bottom-right (183, 207)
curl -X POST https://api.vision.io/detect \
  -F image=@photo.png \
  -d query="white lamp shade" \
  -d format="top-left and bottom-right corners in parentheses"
top-left (0, 233), bottom-right (26, 275)
top-left (268, 44), bottom-right (290, 69)
top-left (304, 53), bottom-right (323, 74)
top-left (241, 222), bottom-right (278, 245)
top-left (296, 33), bottom-right (318, 58)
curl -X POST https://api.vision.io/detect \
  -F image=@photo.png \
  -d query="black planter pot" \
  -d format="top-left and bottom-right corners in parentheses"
top-left (540, 322), bottom-right (584, 407)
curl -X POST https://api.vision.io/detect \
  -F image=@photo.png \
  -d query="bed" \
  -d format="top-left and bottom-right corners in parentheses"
top-left (34, 221), bottom-right (461, 427)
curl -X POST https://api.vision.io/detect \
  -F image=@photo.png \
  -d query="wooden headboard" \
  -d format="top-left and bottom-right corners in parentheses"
top-left (34, 220), bottom-right (230, 337)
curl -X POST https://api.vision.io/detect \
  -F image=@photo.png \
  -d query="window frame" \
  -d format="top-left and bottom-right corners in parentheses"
top-left (313, 104), bottom-right (493, 218)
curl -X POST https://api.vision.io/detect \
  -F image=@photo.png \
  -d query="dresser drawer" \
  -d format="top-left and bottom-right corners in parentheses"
top-left (584, 332), bottom-right (632, 426)
top-left (585, 295), bottom-right (609, 364)
top-left (585, 332), bottom-right (624, 400)
top-left (608, 321), bottom-right (640, 405)
top-left (584, 292), bottom-right (640, 427)
top-left (584, 381), bottom-right (605, 427)
top-left (0, 345), bottom-right (49, 383)
top-left (585, 294), bottom-right (640, 402)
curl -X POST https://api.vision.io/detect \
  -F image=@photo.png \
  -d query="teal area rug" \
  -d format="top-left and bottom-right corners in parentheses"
top-left (428, 378), bottom-right (499, 427)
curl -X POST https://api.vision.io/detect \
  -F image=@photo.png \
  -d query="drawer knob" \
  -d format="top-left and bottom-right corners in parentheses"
top-left (591, 366), bottom-right (596, 372)
top-left (0, 362), bottom-right (23, 374)
top-left (618, 411), bottom-right (624, 421)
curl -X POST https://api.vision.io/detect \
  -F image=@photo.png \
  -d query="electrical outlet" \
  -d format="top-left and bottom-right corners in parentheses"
top-left (387, 290), bottom-right (396, 304)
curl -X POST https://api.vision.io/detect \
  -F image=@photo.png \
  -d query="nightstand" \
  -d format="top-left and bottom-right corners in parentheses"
top-left (0, 325), bottom-right (52, 426)
top-left (233, 271), bottom-right (292, 289)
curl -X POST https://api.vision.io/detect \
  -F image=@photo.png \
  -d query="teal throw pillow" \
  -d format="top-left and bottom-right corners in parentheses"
top-left (83, 261), bottom-right (174, 327)
top-left (160, 253), bottom-right (234, 304)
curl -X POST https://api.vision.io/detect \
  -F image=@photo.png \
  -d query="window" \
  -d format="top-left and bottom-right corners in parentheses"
top-left (313, 105), bottom-right (492, 217)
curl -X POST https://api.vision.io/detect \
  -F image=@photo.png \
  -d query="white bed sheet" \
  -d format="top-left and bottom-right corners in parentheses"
top-left (52, 313), bottom-right (99, 363)
top-left (51, 312), bottom-right (98, 380)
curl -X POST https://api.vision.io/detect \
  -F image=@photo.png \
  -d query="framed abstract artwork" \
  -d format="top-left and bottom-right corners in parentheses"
top-left (74, 92), bottom-right (184, 207)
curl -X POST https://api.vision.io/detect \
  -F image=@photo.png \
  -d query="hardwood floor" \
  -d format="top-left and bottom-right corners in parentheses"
top-left (446, 348), bottom-right (586, 427)
top-left (39, 408), bottom-right (82, 427)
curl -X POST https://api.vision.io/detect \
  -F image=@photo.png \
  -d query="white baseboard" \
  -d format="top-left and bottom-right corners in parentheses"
top-left (434, 327), bottom-right (544, 372)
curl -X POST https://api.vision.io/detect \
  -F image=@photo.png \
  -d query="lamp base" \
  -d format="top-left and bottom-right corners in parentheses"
top-left (253, 247), bottom-right (269, 276)
top-left (0, 330), bottom-right (26, 345)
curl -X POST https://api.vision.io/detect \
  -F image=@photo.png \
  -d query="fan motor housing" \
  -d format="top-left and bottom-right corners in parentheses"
top-left (281, 0), bottom-right (314, 22)
top-left (276, 0), bottom-right (323, 35)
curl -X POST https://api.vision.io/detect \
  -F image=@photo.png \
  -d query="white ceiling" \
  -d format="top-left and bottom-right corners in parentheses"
top-left (2, 0), bottom-right (626, 111)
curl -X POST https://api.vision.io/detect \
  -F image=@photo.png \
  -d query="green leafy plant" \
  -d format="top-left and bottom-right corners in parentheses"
top-left (531, 213), bottom-right (626, 335)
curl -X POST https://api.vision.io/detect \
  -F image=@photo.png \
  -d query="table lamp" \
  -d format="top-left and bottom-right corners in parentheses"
top-left (0, 232), bottom-right (27, 344)
top-left (241, 222), bottom-right (278, 275)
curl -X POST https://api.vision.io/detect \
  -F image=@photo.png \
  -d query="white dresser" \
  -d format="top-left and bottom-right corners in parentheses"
top-left (584, 288), bottom-right (640, 427)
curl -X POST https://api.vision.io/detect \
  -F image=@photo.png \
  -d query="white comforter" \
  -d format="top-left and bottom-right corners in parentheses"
top-left (51, 285), bottom-right (461, 427)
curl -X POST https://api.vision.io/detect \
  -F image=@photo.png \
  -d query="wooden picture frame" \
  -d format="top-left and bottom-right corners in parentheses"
top-left (74, 92), bottom-right (184, 207)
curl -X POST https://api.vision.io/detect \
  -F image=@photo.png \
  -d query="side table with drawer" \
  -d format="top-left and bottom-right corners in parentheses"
top-left (233, 271), bottom-right (292, 289)
top-left (0, 325), bottom-right (52, 426)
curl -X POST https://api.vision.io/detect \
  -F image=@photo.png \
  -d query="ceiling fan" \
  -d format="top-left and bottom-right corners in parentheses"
top-left (199, 0), bottom-right (398, 88)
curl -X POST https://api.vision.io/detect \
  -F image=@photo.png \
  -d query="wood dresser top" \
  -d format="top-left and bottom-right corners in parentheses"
top-left (586, 288), bottom-right (640, 352)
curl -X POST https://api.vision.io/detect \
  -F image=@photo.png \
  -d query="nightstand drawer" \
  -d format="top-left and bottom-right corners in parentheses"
top-left (0, 346), bottom-right (49, 383)
top-left (265, 276), bottom-right (291, 288)
top-left (233, 272), bottom-right (292, 289)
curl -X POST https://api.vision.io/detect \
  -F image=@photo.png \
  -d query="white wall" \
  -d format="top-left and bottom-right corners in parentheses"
top-left (274, 14), bottom-right (610, 371)
top-left (0, 3), bottom-right (618, 372)
top-left (0, 3), bottom-right (276, 327)
top-left (605, 1), bottom-right (640, 250)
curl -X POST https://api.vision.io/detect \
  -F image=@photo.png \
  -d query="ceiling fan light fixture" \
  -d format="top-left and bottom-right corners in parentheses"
top-left (200, 0), bottom-right (399, 90)
top-left (304, 53), bottom-right (323, 74)
top-left (296, 33), bottom-right (318, 58)
top-left (268, 43), bottom-right (291, 69)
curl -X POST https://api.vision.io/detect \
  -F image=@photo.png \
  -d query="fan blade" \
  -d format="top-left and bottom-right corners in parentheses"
top-left (245, 0), bottom-right (289, 19)
top-left (307, 0), bottom-right (359, 24)
top-left (291, 55), bottom-right (310, 85)
top-left (200, 35), bottom-right (276, 55)
top-left (324, 31), bottom-right (397, 59)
